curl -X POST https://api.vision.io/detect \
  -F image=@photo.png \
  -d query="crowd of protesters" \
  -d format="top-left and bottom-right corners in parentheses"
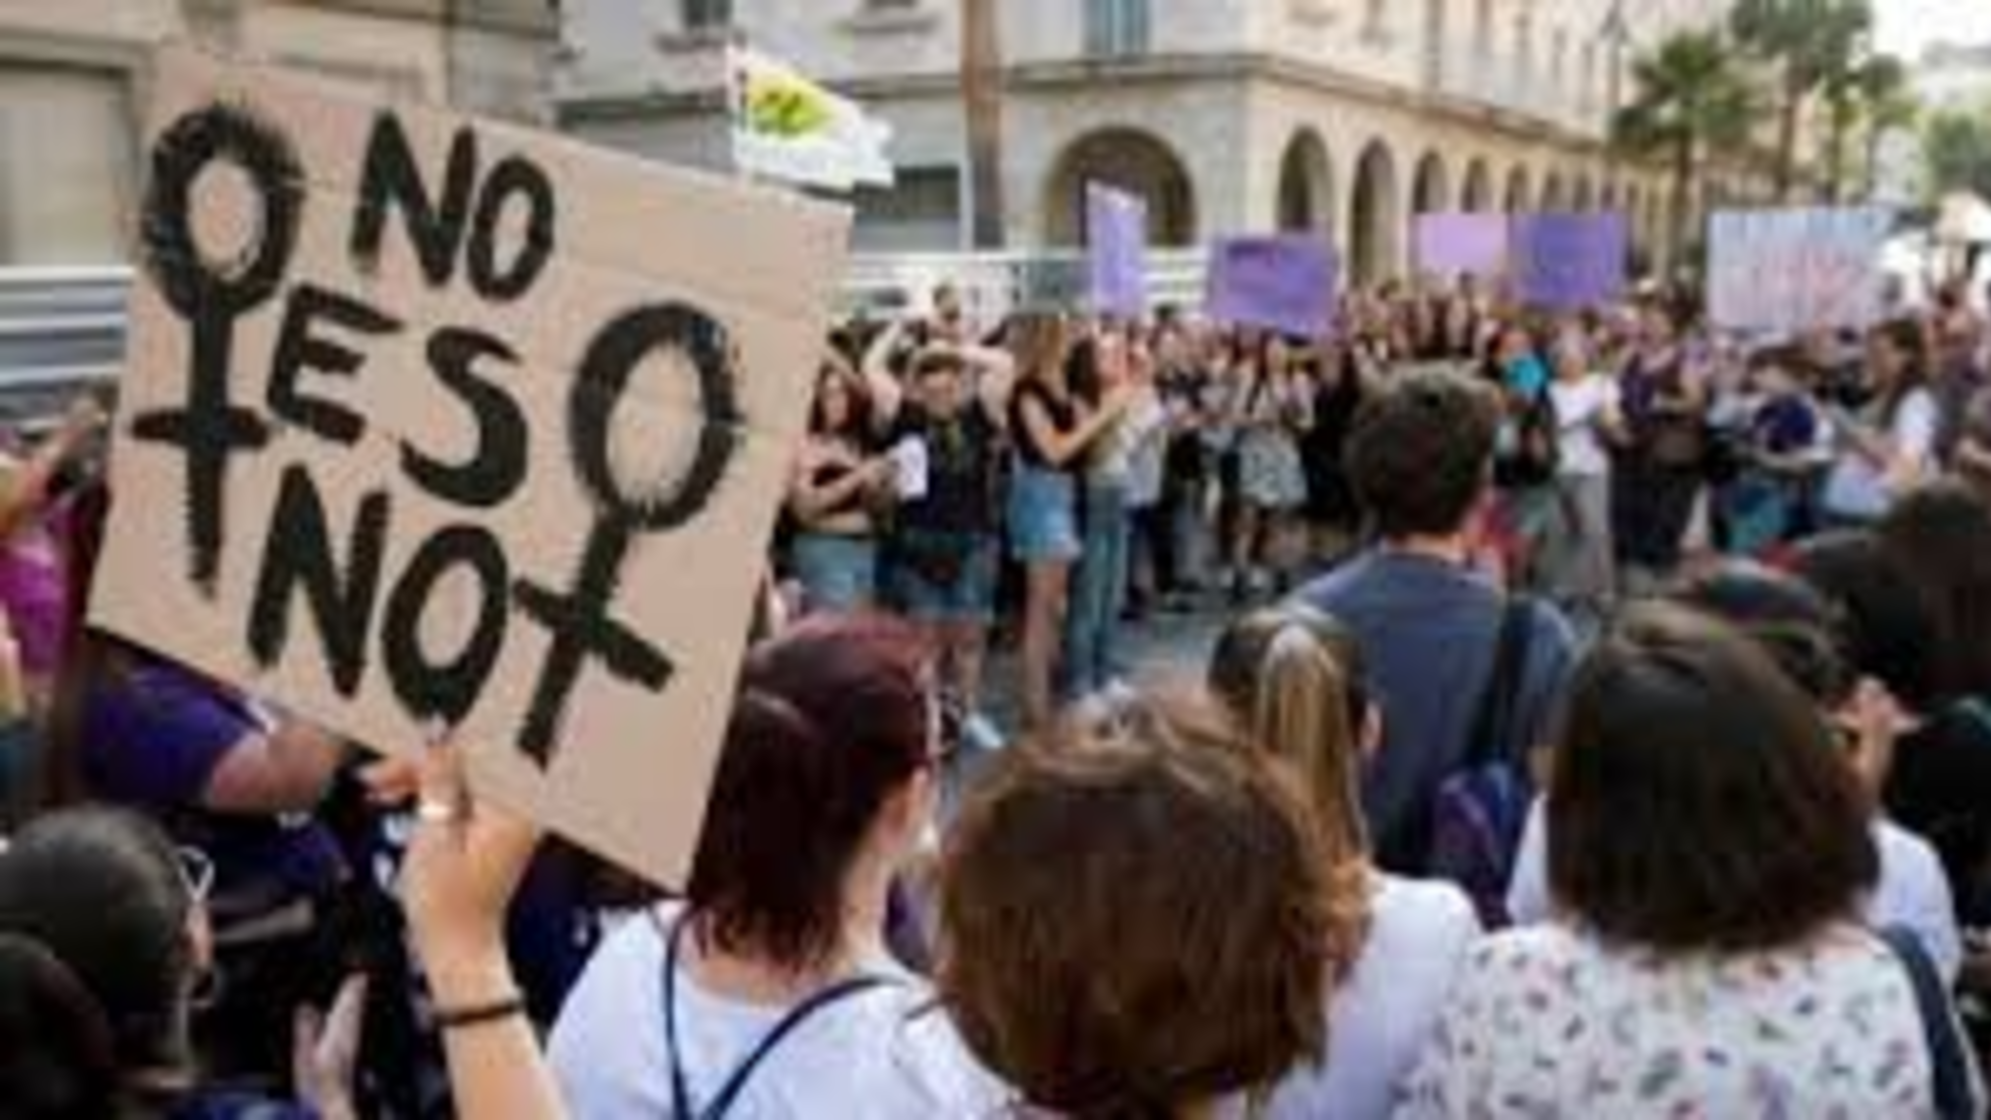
top-left (0, 265), bottom-right (1990, 1120)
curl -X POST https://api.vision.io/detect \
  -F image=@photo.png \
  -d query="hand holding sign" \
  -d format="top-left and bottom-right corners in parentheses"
top-left (94, 48), bottom-right (850, 886)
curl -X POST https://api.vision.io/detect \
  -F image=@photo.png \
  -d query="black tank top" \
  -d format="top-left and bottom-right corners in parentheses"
top-left (1009, 381), bottom-right (1077, 470)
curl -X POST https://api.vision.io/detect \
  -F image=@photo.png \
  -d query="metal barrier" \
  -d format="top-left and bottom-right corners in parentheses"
top-left (843, 248), bottom-right (1209, 319)
top-left (0, 250), bottom-right (1210, 419)
top-left (0, 266), bottom-right (130, 423)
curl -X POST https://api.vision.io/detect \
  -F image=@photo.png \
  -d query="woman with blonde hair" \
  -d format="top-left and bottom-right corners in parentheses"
top-left (1005, 314), bottom-right (1131, 730)
top-left (1207, 605), bottom-right (1481, 1119)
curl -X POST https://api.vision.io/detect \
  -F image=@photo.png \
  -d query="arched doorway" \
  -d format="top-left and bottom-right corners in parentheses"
top-left (1541, 170), bottom-right (1568, 212)
top-left (1277, 128), bottom-right (1335, 237)
top-left (1504, 165), bottom-right (1532, 213)
top-left (1573, 174), bottom-right (1594, 211)
top-left (1350, 140), bottom-right (1401, 285)
top-left (1042, 127), bottom-right (1198, 245)
top-left (1461, 158), bottom-right (1494, 211)
top-left (1412, 151), bottom-right (1451, 214)
top-left (1600, 180), bottom-right (1619, 211)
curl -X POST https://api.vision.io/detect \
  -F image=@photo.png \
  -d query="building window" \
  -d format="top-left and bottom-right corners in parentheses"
top-left (1473, 0), bottom-right (1493, 58)
top-left (1086, 0), bottom-right (1151, 57)
top-left (1552, 28), bottom-right (1568, 89)
top-left (682, 0), bottom-right (732, 32)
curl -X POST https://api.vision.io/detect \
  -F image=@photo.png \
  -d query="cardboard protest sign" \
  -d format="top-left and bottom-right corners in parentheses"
top-left (93, 47), bottom-right (850, 886)
top-left (1086, 183), bottom-right (1148, 318)
top-left (1204, 235), bottom-right (1337, 338)
top-left (1413, 212), bottom-right (1510, 281)
top-left (1709, 208), bottom-right (1889, 332)
top-left (1511, 213), bottom-right (1628, 311)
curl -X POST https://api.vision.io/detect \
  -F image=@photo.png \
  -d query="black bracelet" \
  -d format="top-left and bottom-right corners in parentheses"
top-left (434, 995), bottom-right (526, 1031)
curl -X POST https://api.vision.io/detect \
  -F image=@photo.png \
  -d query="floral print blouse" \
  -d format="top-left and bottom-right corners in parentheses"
top-left (1394, 922), bottom-right (1936, 1119)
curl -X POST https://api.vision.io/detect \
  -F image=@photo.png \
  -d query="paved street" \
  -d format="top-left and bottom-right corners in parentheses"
top-left (975, 600), bottom-right (1234, 744)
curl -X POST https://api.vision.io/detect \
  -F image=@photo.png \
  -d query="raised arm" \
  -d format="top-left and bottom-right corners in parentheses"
top-left (0, 397), bottom-right (105, 540)
top-left (375, 741), bottom-right (568, 1120)
top-left (859, 323), bottom-right (908, 425)
top-left (961, 342), bottom-right (1018, 422)
top-left (1017, 388), bottom-right (1130, 469)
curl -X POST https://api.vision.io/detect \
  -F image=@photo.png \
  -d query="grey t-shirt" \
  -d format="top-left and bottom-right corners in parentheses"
top-left (1298, 550), bottom-right (1576, 872)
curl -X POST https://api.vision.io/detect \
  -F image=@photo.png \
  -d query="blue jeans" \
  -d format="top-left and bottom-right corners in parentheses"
top-left (791, 532), bottom-right (877, 612)
top-left (1063, 481), bottom-right (1130, 701)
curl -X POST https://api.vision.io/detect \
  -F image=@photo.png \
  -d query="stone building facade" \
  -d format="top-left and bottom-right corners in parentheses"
top-left (0, 0), bottom-right (557, 265)
top-left (559, 0), bottom-right (1759, 280)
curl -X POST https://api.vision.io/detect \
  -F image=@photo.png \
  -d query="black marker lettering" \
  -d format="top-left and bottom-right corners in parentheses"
top-left (133, 102), bottom-right (301, 594)
top-left (267, 283), bottom-right (401, 446)
top-left (567, 302), bottom-right (742, 530)
top-left (382, 525), bottom-right (510, 726)
top-left (466, 155), bottom-right (556, 301)
top-left (402, 327), bottom-right (528, 508)
top-left (247, 466), bottom-right (391, 697)
top-left (351, 113), bottom-right (476, 286)
top-left (512, 302), bottom-right (740, 766)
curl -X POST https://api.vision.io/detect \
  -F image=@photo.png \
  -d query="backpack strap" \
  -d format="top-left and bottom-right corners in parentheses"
top-left (1878, 925), bottom-right (1980, 1120)
top-left (661, 917), bottom-right (896, 1120)
top-left (1464, 596), bottom-right (1536, 772)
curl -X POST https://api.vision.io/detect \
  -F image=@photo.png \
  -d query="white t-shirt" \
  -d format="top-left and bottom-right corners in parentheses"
top-left (1224, 875), bottom-right (1481, 1120)
top-left (1395, 922), bottom-right (1941, 1119)
top-left (548, 907), bottom-right (1007, 1119)
top-left (1549, 374), bottom-right (1622, 479)
top-left (1505, 798), bottom-right (1962, 983)
top-left (1823, 387), bottom-right (1938, 520)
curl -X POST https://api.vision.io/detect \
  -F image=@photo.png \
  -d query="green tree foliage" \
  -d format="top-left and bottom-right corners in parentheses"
top-left (1613, 31), bottom-right (1757, 252)
top-left (1925, 105), bottom-right (1991, 200)
top-left (1730, 0), bottom-right (1872, 200)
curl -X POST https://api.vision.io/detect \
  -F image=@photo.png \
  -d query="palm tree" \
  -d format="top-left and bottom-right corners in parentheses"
top-left (1730, 0), bottom-right (1872, 201)
top-left (1613, 30), bottom-right (1757, 257)
top-left (1821, 56), bottom-right (1864, 203)
top-left (1857, 55), bottom-right (1918, 199)
top-left (960, 0), bottom-right (1006, 248)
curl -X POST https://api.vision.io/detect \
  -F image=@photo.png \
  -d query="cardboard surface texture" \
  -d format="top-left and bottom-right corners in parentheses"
top-left (93, 46), bottom-right (851, 887)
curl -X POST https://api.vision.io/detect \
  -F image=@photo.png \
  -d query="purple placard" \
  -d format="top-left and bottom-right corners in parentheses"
top-left (1203, 235), bottom-right (1337, 338)
top-left (1512, 212), bottom-right (1628, 310)
top-left (1414, 212), bottom-right (1510, 280)
top-left (1086, 183), bottom-right (1148, 318)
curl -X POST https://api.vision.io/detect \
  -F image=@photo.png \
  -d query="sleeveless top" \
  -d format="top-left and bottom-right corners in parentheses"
top-left (1009, 381), bottom-right (1078, 471)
